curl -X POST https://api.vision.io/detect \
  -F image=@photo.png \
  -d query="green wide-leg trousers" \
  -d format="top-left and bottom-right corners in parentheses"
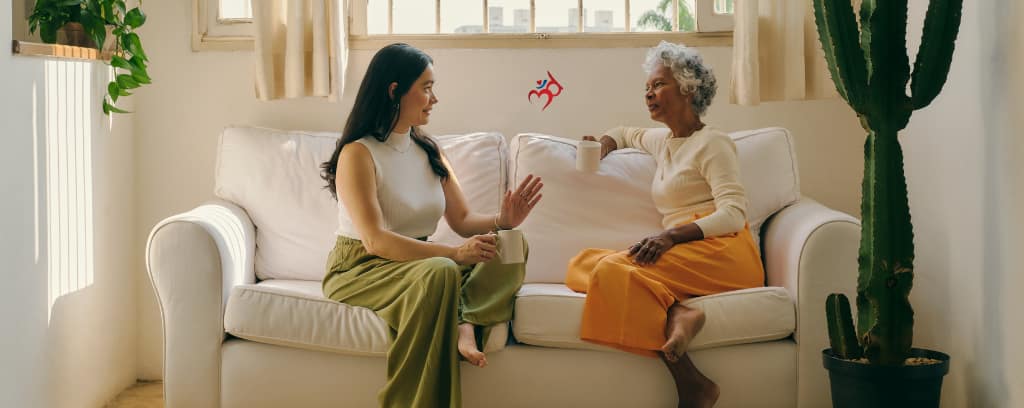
top-left (322, 235), bottom-right (527, 408)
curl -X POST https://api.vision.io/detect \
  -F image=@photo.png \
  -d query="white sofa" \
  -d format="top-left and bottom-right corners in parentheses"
top-left (146, 126), bottom-right (860, 408)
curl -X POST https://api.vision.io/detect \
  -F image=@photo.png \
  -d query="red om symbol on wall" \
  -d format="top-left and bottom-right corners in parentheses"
top-left (528, 71), bottom-right (564, 111)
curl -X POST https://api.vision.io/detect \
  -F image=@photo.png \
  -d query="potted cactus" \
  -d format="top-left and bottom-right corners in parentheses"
top-left (811, 0), bottom-right (962, 407)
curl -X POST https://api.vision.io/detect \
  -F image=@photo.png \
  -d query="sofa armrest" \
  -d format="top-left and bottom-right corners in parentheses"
top-left (760, 198), bottom-right (859, 408)
top-left (146, 200), bottom-right (256, 408)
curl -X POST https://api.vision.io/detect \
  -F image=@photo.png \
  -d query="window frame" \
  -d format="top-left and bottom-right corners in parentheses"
top-left (192, 0), bottom-right (254, 51)
top-left (193, 0), bottom-right (733, 52)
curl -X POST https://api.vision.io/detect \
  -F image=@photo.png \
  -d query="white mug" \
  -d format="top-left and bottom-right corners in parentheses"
top-left (576, 140), bottom-right (602, 173)
top-left (497, 229), bottom-right (525, 264)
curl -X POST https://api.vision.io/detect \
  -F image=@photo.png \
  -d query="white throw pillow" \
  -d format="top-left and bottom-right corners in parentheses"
top-left (215, 126), bottom-right (341, 281)
top-left (731, 127), bottom-right (801, 240)
top-left (510, 133), bottom-right (665, 283)
top-left (509, 128), bottom-right (800, 284)
top-left (428, 132), bottom-right (508, 246)
top-left (215, 127), bottom-right (506, 281)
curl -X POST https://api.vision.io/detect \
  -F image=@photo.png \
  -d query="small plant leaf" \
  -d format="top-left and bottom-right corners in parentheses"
top-left (108, 82), bottom-right (119, 103)
top-left (123, 32), bottom-right (147, 61)
top-left (128, 56), bottom-right (147, 71)
top-left (125, 8), bottom-right (147, 28)
top-left (103, 98), bottom-right (132, 115)
top-left (116, 74), bottom-right (140, 89)
top-left (131, 69), bottom-right (152, 84)
top-left (111, 55), bottom-right (133, 71)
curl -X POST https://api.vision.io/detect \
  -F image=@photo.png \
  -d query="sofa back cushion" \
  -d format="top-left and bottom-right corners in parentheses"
top-left (216, 127), bottom-right (340, 281)
top-left (427, 133), bottom-right (509, 246)
top-left (215, 127), bottom-right (506, 281)
top-left (510, 127), bottom-right (800, 283)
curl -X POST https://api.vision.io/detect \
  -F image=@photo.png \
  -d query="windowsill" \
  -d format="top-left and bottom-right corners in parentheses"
top-left (189, 31), bottom-right (733, 52)
top-left (348, 32), bottom-right (733, 50)
top-left (12, 40), bottom-right (113, 61)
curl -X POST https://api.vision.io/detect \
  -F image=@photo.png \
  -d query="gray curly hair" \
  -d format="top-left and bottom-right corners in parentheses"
top-left (643, 41), bottom-right (717, 116)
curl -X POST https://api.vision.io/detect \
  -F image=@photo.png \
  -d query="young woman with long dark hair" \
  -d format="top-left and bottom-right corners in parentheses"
top-left (320, 43), bottom-right (543, 408)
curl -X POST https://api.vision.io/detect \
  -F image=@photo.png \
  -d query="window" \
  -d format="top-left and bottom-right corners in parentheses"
top-left (196, 0), bottom-right (733, 51)
top-left (193, 0), bottom-right (254, 51)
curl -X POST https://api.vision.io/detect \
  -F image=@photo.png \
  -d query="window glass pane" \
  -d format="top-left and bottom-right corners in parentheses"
top-left (535, 0), bottom-right (579, 33)
top-left (678, 0), bottom-right (696, 32)
top-left (393, 0), bottom-right (437, 34)
top-left (630, 0), bottom-right (669, 32)
top-left (441, 0), bottom-right (484, 33)
top-left (583, 0), bottom-right (625, 32)
top-left (368, 0), bottom-right (388, 34)
top-left (488, 0), bottom-right (530, 33)
top-left (714, 0), bottom-right (734, 14)
top-left (219, 0), bottom-right (252, 20)
top-left (630, 0), bottom-right (694, 32)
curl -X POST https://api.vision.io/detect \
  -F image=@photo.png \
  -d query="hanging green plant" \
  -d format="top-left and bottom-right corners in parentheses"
top-left (28, 0), bottom-right (83, 45)
top-left (83, 0), bottom-right (149, 114)
top-left (28, 0), bottom-right (149, 115)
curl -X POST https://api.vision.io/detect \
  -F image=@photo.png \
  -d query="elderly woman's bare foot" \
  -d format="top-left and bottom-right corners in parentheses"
top-left (661, 304), bottom-right (705, 362)
top-left (458, 323), bottom-right (487, 367)
top-left (683, 371), bottom-right (720, 408)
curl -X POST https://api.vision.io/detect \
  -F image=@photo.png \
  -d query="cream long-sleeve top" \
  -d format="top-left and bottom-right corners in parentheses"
top-left (604, 126), bottom-right (748, 238)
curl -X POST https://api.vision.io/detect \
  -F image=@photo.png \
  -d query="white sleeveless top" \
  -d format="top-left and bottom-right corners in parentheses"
top-left (335, 130), bottom-right (446, 240)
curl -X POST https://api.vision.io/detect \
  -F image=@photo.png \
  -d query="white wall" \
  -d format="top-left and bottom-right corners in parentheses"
top-left (903, 0), bottom-right (1023, 406)
top-left (0, 0), bottom-right (137, 406)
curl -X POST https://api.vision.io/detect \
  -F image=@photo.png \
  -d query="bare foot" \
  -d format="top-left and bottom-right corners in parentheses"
top-left (458, 323), bottom-right (487, 368)
top-left (682, 372), bottom-right (720, 408)
top-left (661, 304), bottom-right (705, 362)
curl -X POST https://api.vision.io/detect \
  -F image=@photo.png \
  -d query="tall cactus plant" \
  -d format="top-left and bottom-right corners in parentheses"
top-left (812, 0), bottom-right (962, 366)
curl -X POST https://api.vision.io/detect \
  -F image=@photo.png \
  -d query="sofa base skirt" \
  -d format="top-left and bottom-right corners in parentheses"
top-left (221, 338), bottom-right (797, 408)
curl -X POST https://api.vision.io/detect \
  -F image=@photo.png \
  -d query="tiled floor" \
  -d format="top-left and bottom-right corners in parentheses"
top-left (105, 382), bottom-right (162, 408)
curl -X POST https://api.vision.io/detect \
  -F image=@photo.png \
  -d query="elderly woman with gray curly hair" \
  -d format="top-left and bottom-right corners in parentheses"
top-left (565, 41), bottom-right (764, 408)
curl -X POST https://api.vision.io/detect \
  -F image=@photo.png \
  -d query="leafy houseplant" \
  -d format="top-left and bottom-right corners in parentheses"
top-left (28, 0), bottom-right (83, 45)
top-left (29, 0), bottom-right (150, 115)
top-left (812, 0), bottom-right (962, 406)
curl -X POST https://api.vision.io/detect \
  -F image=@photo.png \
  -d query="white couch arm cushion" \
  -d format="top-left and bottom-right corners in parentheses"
top-left (146, 200), bottom-right (256, 408)
top-left (760, 198), bottom-right (859, 408)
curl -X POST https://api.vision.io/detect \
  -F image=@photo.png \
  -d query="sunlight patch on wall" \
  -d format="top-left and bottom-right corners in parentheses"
top-left (44, 59), bottom-right (95, 324)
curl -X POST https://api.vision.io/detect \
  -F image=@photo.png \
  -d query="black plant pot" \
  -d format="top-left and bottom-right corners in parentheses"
top-left (822, 348), bottom-right (950, 408)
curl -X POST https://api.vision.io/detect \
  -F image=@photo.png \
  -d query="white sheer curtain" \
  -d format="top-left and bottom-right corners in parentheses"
top-left (730, 0), bottom-right (837, 105)
top-left (253, 0), bottom-right (348, 101)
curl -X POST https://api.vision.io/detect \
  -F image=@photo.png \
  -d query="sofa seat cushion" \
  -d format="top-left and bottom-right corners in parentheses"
top-left (512, 283), bottom-right (794, 352)
top-left (224, 280), bottom-right (508, 356)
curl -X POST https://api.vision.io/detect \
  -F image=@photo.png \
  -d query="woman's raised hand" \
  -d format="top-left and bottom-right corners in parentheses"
top-left (497, 174), bottom-right (543, 229)
top-left (453, 234), bottom-right (498, 265)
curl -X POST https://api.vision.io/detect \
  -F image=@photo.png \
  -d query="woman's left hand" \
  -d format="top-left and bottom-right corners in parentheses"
top-left (497, 174), bottom-right (543, 229)
top-left (629, 232), bottom-right (675, 266)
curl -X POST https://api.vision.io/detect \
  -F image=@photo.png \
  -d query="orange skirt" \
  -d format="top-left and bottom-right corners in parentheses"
top-left (565, 221), bottom-right (764, 358)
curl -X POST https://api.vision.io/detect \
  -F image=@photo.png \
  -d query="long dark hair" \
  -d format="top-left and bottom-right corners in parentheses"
top-left (320, 43), bottom-right (449, 200)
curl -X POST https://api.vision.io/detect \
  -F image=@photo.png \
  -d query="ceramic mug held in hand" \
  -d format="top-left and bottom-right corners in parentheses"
top-left (576, 140), bottom-right (602, 172)
top-left (496, 229), bottom-right (525, 264)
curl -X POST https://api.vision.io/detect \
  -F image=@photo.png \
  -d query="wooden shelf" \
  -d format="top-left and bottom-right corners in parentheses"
top-left (12, 40), bottom-right (113, 61)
